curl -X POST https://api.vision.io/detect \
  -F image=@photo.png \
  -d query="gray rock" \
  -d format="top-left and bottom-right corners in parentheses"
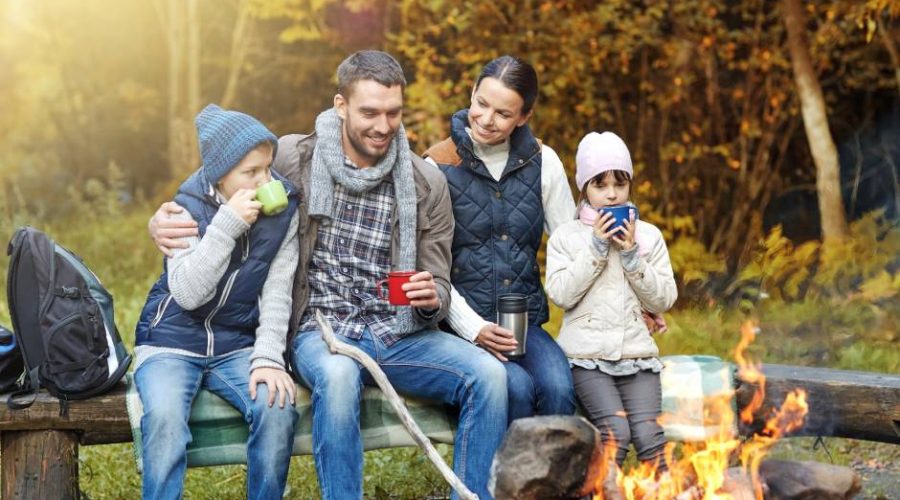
top-left (760, 459), bottom-right (861, 499)
top-left (718, 467), bottom-right (758, 500)
top-left (489, 416), bottom-right (605, 499)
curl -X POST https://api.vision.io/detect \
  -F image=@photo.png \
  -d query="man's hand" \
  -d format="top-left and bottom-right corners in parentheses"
top-left (402, 271), bottom-right (441, 310)
top-left (149, 201), bottom-right (199, 257)
top-left (249, 367), bottom-right (296, 408)
top-left (474, 323), bottom-right (517, 362)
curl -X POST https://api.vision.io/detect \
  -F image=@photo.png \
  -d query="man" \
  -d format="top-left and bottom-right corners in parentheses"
top-left (150, 50), bottom-right (507, 500)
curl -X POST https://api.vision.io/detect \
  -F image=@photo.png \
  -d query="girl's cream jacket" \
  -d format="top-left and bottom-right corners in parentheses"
top-left (546, 218), bottom-right (677, 361)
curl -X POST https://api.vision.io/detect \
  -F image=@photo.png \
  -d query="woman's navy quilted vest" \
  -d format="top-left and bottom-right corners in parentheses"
top-left (135, 170), bottom-right (298, 356)
top-left (432, 109), bottom-right (548, 326)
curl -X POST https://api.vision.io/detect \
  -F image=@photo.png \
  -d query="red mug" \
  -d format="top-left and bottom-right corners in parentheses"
top-left (376, 271), bottom-right (417, 306)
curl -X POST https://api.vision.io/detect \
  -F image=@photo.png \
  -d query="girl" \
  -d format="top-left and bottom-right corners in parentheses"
top-left (423, 55), bottom-right (577, 424)
top-left (545, 131), bottom-right (677, 470)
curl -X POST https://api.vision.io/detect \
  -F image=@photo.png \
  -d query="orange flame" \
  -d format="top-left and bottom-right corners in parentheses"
top-left (735, 322), bottom-right (765, 425)
top-left (589, 320), bottom-right (809, 499)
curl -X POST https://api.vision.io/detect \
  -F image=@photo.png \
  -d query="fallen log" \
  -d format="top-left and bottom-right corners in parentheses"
top-left (735, 364), bottom-right (900, 444)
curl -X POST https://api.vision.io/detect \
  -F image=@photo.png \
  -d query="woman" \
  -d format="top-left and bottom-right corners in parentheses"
top-left (424, 55), bottom-right (577, 423)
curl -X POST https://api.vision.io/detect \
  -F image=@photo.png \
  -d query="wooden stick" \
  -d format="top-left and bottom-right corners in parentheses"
top-left (315, 311), bottom-right (479, 500)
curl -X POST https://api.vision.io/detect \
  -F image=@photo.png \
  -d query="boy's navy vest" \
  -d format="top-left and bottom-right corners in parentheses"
top-left (425, 109), bottom-right (548, 326)
top-left (135, 170), bottom-right (298, 356)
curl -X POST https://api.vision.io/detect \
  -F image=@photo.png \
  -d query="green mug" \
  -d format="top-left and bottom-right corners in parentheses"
top-left (255, 180), bottom-right (288, 216)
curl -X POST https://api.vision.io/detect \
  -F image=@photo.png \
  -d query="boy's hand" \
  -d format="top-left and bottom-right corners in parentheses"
top-left (592, 211), bottom-right (618, 241)
top-left (611, 213), bottom-right (637, 251)
top-left (227, 188), bottom-right (263, 225)
top-left (250, 367), bottom-right (296, 408)
top-left (475, 324), bottom-right (517, 362)
top-left (149, 201), bottom-right (199, 257)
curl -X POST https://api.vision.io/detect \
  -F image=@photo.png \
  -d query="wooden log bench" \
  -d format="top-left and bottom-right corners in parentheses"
top-left (0, 364), bottom-right (897, 498)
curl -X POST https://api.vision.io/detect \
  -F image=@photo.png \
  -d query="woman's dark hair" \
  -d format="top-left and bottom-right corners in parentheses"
top-left (475, 55), bottom-right (539, 114)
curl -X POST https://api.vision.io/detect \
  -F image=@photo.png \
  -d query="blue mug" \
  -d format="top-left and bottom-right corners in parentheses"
top-left (0, 328), bottom-right (16, 355)
top-left (598, 204), bottom-right (639, 234)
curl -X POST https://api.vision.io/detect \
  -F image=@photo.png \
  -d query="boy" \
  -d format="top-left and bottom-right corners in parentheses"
top-left (134, 104), bottom-right (299, 500)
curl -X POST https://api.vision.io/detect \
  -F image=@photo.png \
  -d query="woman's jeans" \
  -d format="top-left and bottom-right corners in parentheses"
top-left (504, 325), bottom-right (577, 424)
top-left (134, 349), bottom-right (298, 500)
top-left (572, 367), bottom-right (667, 469)
top-left (292, 327), bottom-right (507, 500)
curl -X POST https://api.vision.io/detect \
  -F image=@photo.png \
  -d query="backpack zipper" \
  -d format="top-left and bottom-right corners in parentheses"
top-left (202, 234), bottom-right (250, 356)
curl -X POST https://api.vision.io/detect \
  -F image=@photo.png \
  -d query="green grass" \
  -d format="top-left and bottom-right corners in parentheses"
top-left (0, 206), bottom-right (896, 498)
top-left (78, 444), bottom-right (453, 499)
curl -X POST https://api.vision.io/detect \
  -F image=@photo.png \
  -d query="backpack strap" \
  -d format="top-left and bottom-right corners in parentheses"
top-left (6, 367), bottom-right (40, 410)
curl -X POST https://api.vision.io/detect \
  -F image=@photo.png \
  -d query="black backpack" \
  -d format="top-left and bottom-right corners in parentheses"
top-left (6, 226), bottom-right (132, 412)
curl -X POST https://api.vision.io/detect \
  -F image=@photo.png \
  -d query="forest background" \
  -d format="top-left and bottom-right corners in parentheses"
top-left (0, 0), bottom-right (897, 498)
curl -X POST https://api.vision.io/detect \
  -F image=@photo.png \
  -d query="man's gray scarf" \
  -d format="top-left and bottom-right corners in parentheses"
top-left (308, 108), bottom-right (420, 334)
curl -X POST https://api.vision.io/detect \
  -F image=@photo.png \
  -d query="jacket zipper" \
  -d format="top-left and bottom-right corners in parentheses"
top-left (203, 234), bottom-right (250, 355)
top-left (150, 295), bottom-right (173, 329)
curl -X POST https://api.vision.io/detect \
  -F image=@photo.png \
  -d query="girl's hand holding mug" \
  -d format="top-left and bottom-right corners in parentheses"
top-left (592, 211), bottom-right (618, 241)
top-left (611, 215), bottom-right (636, 251)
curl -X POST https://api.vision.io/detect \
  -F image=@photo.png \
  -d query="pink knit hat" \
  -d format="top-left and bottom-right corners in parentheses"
top-left (574, 131), bottom-right (633, 191)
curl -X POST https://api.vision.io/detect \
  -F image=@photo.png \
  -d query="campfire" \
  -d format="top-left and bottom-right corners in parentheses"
top-left (489, 321), bottom-right (867, 500)
top-left (594, 321), bottom-right (809, 500)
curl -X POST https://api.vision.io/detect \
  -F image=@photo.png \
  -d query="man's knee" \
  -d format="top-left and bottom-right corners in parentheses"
top-left (470, 355), bottom-right (507, 398)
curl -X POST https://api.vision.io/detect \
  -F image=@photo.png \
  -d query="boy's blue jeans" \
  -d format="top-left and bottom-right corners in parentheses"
top-left (134, 349), bottom-right (298, 500)
top-left (505, 325), bottom-right (577, 424)
top-left (292, 327), bottom-right (508, 500)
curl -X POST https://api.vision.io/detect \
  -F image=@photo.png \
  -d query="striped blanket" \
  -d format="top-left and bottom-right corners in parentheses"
top-left (126, 355), bottom-right (734, 470)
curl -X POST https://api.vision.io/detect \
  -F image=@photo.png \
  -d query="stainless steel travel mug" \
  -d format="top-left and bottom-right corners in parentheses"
top-left (497, 294), bottom-right (527, 359)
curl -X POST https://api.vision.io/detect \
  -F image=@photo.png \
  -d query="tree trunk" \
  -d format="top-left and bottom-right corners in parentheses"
top-left (876, 18), bottom-right (900, 96)
top-left (186, 0), bottom-right (201, 170)
top-left (782, 0), bottom-right (849, 242)
top-left (220, 0), bottom-right (252, 109)
top-left (163, 0), bottom-right (186, 178)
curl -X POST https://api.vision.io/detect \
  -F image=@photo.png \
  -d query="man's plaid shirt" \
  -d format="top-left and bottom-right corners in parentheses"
top-left (298, 158), bottom-right (402, 343)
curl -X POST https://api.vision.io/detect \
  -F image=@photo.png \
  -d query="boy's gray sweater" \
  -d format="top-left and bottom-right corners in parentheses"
top-left (134, 203), bottom-right (300, 373)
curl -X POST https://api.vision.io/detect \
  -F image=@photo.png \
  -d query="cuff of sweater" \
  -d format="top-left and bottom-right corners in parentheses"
top-left (591, 235), bottom-right (610, 258)
top-left (449, 315), bottom-right (490, 344)
top-left (620, 245), bottom-right (640, 272)
top-left (211, 204), bottom-right (250, 239)
top-left (250, 354), bottom-right (285, 372)
top-left (415, 303), bottom-right (441, 321)
top-left (250, 335), bottom-right (286, 371)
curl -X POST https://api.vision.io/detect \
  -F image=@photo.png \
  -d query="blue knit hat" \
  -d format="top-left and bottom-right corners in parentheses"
top-left (195, 104), bottom-right (278, 185)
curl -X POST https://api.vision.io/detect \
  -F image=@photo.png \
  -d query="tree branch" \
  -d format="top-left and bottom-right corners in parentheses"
top-left (315, 311), bottom-right (479, 500)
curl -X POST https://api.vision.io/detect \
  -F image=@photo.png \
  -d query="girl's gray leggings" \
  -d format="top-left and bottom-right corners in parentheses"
top-left (572, 367), bottom-right (667, 470)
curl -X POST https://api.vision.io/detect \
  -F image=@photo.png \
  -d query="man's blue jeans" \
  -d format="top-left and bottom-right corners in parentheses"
top-left (292, 328), bottom-right (508, 500)
top-left (505, 325), bottom-right (577, 424)
top-left (134, 349), bottom-right (298, 500)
